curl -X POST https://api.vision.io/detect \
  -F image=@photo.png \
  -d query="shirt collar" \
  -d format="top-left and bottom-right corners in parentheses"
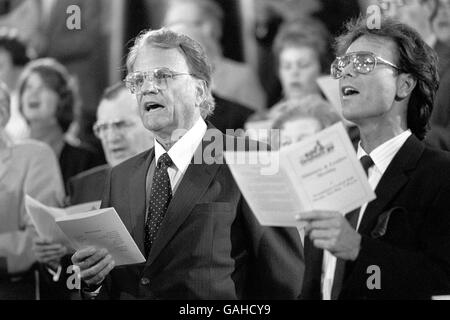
top-left (357, 130), bottom-right (412, 175)
top-left (154, 117), bottom-right (207, 174)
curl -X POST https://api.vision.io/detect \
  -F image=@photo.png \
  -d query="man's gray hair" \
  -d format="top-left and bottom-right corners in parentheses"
top-left (126, 28), bottom-right (215, 119)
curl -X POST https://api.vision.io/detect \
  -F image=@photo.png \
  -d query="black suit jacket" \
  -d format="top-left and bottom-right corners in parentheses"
top-left (67, 164), bottom-right (110, 205)
top-left (302, 135), bottom-right (450, 299)
top-left (207, 94), bottom-right (255, 134)
top-left (98, 129), bottom-right (304, 299)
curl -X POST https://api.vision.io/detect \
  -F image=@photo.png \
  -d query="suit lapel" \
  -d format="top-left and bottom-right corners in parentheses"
top-left (145, 137), bottom-right (221, 266)
top-left (128, 149), bottom-right (153, 255)
top-left (358, 136), bottom-right (424, 234)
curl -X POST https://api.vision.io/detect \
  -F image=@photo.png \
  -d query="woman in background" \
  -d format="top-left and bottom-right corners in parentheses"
top-left (0, 81), bottom-right (65, 299)
top-left (246, 18), bottom-right (341, 146)
top-left (17, 58), bottom-right (104, 188)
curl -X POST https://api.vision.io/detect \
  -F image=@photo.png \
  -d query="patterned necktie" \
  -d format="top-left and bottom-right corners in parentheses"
top-left (144, 153), bottom-right (173, 257)
top-left (330, 155), bottom-right (374, 300)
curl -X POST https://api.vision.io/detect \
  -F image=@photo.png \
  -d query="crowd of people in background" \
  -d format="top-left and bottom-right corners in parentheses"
top-left (1, 0), bottom-right (450, 300)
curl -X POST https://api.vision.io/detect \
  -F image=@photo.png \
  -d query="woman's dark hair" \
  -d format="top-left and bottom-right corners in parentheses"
top-left (18, 58), bottom-right (78, 133)
top-left (335, 16), bottom-right (439, 140)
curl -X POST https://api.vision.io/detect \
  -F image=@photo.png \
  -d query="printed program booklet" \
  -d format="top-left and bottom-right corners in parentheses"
top-left (25, 196), bottom-right (145, 266)
top-left (224, 122), bottom-right (376, 228)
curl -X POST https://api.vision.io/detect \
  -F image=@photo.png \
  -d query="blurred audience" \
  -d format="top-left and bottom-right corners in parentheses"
top-left (433, 0), bottom-right (450, 44)
top-left (0, 0), bottom-right (45, 55)
top-left (68, 83), bottom-right (154, 205)
top-left (246, 18), bottom-right (341, 145)
top-left (17, 58), bottom-right (105, 188)
top-left (381, 0), bottom-right (450, 150)
top-left (271, 95), bottom-right (341, 149)
top-left (0, 80), bottom-right (64, 299)
top-left (39, 0), bottom-right (109, 149)
top-left (163, 0), bottom-right (266, 112)
top-left (0, 28), bottom-right (33, 140)
top-left (382, 0), bottom-right (450, 76)
top-left (254, 0), bottom-right (361, 108)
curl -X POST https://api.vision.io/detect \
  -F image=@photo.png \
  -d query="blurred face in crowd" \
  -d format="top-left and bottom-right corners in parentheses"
top-left (279, 117), bottom-right (322, 148)
top-left (95, 89), bottom-right (154, 167)
top-left (278, 45), bottom-right (321, 100)
top-left (21, 72), bottom-right (59, 124)
top-left (433, 0), bottom-right (450, 43)
top-left (339, 36), bottom-right (401, 124)
top-left (382, 0), bottom-right (435, 39)
top-left (0, 49), bottom-right (14, 86)
top-left (131, 45), bottom-right (202, 140)
top-left (164, 2), bottom-right (218, 41)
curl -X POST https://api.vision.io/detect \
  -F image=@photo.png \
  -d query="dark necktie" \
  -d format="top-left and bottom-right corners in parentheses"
top-left (330, 155), bottom-right (374, 300)
top-left (144, 153), bottom-right (173, 257)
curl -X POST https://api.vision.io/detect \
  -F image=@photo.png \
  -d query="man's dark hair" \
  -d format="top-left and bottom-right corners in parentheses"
top-left (335, 16), bottom-right (439, 140)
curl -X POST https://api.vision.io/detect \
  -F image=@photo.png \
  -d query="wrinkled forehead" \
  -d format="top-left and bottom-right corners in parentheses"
top-left (345, 35), bottom-right (399, 63)
top-left (133, 44), bottom-right (189, 73)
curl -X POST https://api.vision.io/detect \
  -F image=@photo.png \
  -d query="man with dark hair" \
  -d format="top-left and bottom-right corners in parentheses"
top-left (300, 16), bottom-right (450, 299)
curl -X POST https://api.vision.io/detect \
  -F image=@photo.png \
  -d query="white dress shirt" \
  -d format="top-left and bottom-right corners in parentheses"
top-left (153, 117), bottom-right (207, 194)
top-left (321, 129), bottom-right (412, 300)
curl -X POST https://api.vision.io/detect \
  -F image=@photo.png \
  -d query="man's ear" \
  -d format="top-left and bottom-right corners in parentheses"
top-left (195, 80), bottom-right (207, 107)
top-left (396, 73), bottom-right (416, 100)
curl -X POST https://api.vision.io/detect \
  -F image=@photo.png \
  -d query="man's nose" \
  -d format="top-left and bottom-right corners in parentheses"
top-left (341, 62), bottom-right (356, 78)
top-left (103, 126), bottom-right (123, 142)
top-left (140, 78), bottom-right (159, 95)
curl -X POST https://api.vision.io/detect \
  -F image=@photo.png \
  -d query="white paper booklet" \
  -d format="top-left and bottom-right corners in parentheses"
top-left (25, 196), bottom-right (145, 266)
top-left (25, 196), bottom-right (101, 249)
top-left (55, 207), bottom-right (146, 266)
top-left (224, 122), bottom-right (376, 227)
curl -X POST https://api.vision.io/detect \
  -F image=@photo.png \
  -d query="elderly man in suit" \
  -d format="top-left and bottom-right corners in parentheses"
top-left (71, 28), bottom-right (303, 300)
top-left (299, 17), bottom-right (450, 299)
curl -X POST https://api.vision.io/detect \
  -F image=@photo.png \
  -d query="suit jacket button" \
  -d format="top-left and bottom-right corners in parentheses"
top-left (140, 277), bottom-right (150, 286)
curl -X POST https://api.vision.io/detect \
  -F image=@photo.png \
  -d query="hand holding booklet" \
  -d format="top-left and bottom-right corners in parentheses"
top-left (224, 122), bottom-right (376, 228)
top-left (25, 196), bottom-right (145, 266)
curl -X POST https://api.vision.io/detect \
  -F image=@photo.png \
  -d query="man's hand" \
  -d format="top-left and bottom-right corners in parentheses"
top-left (32, 238), bottom-right (68, 270)
top-left (71, 247), bottom-right (115, 287)
top-left (297, 210), bottom-right (362, 261)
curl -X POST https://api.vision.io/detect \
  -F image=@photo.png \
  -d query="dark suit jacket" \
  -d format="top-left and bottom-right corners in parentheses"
top-left (60, 142), bottom-right (106, 190)
top-left (97, 130), bottom-right (304, 300)
top-left (207, 94), bottom-right (255, 134)
top-left (68, 164), bottom-right (110, 205)
top-left (302, 135), bottom-right (450, 299)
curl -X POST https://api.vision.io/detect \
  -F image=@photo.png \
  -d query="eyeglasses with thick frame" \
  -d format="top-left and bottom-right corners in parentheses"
top-left (330, 51), bottom-right (401, 79)
top-left (124, 67), bottom-right (194, 94)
